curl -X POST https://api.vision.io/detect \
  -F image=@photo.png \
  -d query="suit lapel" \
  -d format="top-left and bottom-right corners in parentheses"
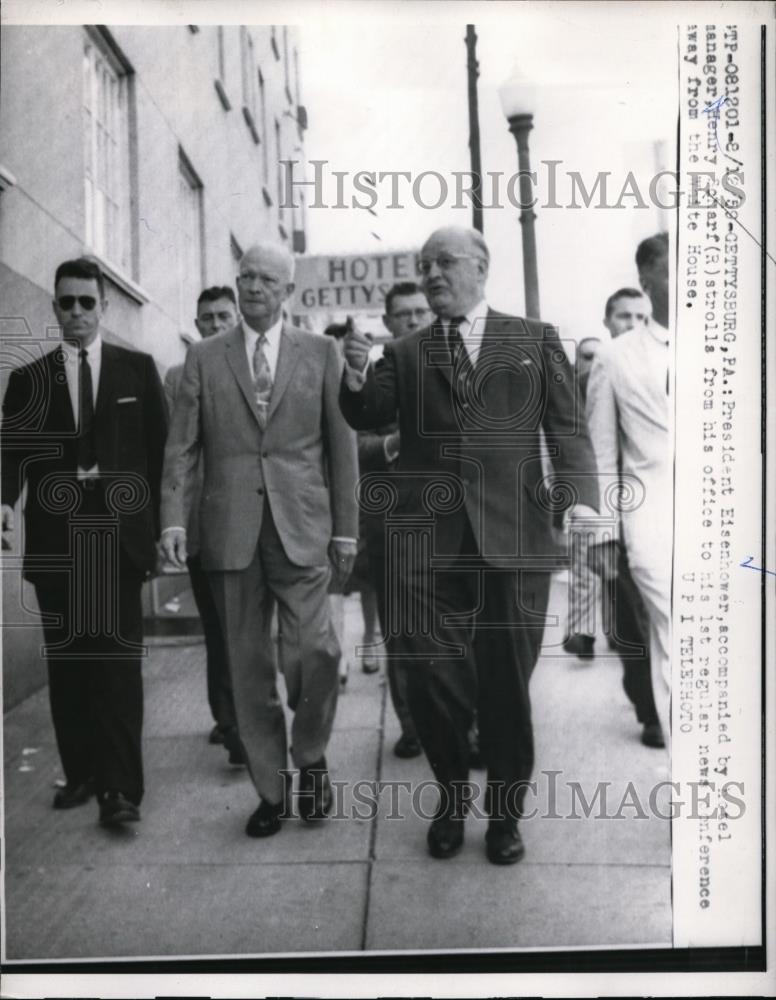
top-left (427, 323), bottom-right (453, 386)
top-left (266, 323), bottom-right (301, 422)
top-left (95, 342), bottom-right (118, 419)
top-left (224, 325), bottom-right (263, 426)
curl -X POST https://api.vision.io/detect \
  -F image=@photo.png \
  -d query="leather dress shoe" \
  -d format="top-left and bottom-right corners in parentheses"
top-left (427, 814), bottom-right (465, 859)
top-left (99, 791), bottom-right (140, 827)
top-left (297, 758), bottom-right (333, 822)
top-left (485, 823), bottom-right (525, 865)
top-left (393, 734), bottom-right (422, 759)
top-left (53, 778), bottom-right (95, 810)
top-left (245, 798), bottom-right (284, 838)
top-left (222, 727), bottom-right (247, 766)
top-left (641, 721), bottom-right (665, 748)
top-left (563, 634), bottom-right (595, 659)
top-left (208, 724), bottom-right (225, 745)
top-left (361, 656), bottom-right (380, 674)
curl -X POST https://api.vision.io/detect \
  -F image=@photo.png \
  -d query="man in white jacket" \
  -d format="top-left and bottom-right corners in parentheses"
top-left (586, 233), bottom-right (672, 749)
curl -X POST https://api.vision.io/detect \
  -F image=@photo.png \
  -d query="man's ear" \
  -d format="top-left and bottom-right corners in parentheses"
top-left (382, 315), bottom-right (391, 333)
top-left (284, 281), bottom-right (296, 300)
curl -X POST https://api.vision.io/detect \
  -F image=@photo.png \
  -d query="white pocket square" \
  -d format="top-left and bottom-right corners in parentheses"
top-left (117, 396), bottom-right (137, 404)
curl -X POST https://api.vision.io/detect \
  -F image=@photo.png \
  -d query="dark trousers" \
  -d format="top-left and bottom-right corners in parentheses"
top-left (398, 512), bottom-right (550, 824)
top-left (187, 553), bottom-right (235, 730)
top-left (605, 545), bottom-right (659, 726)
top-left (366, 533), bottom-right (417, 741)
top-left (32, 483), bottom-right (145, 804)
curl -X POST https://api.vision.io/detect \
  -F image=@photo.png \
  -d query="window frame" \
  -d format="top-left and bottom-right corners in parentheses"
top-left (176, 149), bottom-right (206, 337)
top-left (82, 27), bottom-right (133, 277)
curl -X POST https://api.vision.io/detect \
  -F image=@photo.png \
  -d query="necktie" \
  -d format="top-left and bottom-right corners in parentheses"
top-left (77, 348), bottom-right (97, 470)
top-left (446, 317), bottom-right (473, 380)
top-left (252, 335), bottom-right (272, 429)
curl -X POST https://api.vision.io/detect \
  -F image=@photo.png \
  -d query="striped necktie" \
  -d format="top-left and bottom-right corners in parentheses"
top-left (446, 316), bottom-right (473, 379)
top-left (252, 335), bottom-right (272, 429)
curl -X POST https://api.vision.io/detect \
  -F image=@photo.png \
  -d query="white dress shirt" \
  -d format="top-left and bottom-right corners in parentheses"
top-left (60, 334), bottom-right (102, 477)
top-left (242, 317), bottom-right (282, 379)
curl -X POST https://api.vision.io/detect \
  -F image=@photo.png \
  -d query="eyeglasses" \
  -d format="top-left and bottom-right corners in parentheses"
top-left (418, 254), bottom-right (483, 276)
top-left (237, 271), bottom-right (283, 290)
top-left (57, 295), bottom-right (98, 311)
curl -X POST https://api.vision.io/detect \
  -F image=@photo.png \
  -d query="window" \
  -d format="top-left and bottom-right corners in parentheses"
top-left (217, 26), bottom-right (226, 80)
top-left (214, 26), bottom-right (231, 110)
top-left (240, 28), bottom-right (259, 140)
top-left (275, 118), bottom-right (284, 223)
top-left (258, 68), bottom-right (268, 180)
top-left (241, 27), bottom-right (256, 116)
top-left (177, 152), bottom-right (204, 334)
top-left (282, 27), bottom-right (291, 102)
top-left (82, 31), bottom-right (132, 273)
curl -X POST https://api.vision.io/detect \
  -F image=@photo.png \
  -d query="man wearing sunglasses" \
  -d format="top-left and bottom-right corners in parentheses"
top-left (1, 256), bottom-right (167, 829)
top-left (340, 226), bottom-right (599, 865)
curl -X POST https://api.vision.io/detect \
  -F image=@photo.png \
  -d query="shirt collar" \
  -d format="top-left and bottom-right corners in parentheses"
top-left (60, 333), bottom-right (103, 360)
top-left (242, 316), bottom-right (283, 348)
top-left (461, 299), bottom-right (489, 336)
top-left (439, 300), bottom-right (489, 333)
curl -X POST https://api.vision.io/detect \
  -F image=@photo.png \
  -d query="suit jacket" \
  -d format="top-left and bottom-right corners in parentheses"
top-left (1, 342), bottom-right (167, 581)
top-left (585, 323), bottom-right (671, 568)
top-left (357, 424), bottom-right (396, 555)
top-left (340, 309), bottom-right (599, 566)
top-left (161, 322), bottom-right (359, 571)
top-left (163, 362), bottom-right (203, 556)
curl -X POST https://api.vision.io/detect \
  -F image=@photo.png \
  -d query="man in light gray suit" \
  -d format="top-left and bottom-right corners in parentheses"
top-left (161, 242), bottom-right (359, 838)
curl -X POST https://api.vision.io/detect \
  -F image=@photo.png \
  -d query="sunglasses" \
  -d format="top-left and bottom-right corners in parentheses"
top-left (57, 295), bottom-right (98, 311)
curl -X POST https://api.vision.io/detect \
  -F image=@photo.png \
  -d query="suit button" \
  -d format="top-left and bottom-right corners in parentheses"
top-left (262, 451), bottom-right (269, 458)
top-left (257, 488), bottom-right (264, 496)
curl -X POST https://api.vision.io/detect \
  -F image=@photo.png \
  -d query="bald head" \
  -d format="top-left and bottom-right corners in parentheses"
top-left (420, 226), bottom-right (489, 319)
top-left (237, 242), bottom-right (296, 332)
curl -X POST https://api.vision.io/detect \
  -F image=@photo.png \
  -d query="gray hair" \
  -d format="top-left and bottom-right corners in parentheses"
top-left (241, 241), bottom-right (296, 283)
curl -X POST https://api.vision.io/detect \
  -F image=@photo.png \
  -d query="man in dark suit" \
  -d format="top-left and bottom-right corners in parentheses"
top-left (341, 226), bottom-right (598, 864)
top-left (358, 281), bottom-right (431, 758)
top-left (163, 285), bottom-right (240, 760)
top-left (160, 242), bottom-right (359, 839)
top-left (1, 257), bottom-right (167, 827)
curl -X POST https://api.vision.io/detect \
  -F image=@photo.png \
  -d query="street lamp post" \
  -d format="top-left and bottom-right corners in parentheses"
top-left (499, 77), bottom-right (541, 319)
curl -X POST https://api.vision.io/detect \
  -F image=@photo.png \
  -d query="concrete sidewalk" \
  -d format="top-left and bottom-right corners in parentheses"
top-left (2, 577), bottom-right (671, 960)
